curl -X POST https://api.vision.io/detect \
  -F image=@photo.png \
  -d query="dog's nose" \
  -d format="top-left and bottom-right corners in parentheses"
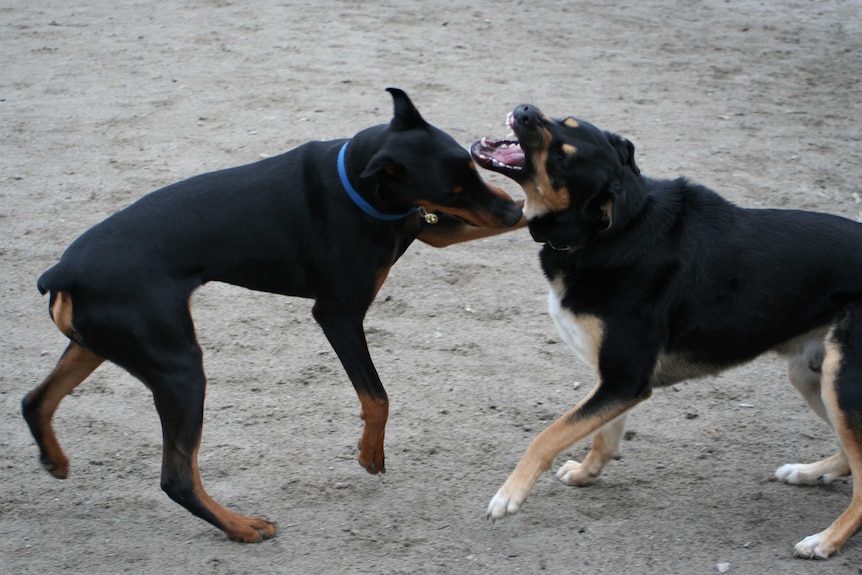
top-left (513, 104), bottom-right (539, 129)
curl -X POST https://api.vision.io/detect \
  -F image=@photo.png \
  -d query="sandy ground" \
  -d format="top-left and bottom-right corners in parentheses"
top-left (3, 1), bottom-right (862, 573)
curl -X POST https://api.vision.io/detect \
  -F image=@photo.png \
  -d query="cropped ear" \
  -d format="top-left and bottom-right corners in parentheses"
top-left (387, 87), bottom-right (428, 131)
top-left (360, 150), bottom-right (405, 182)
top-left (606, 131), bottom-right (640, 175)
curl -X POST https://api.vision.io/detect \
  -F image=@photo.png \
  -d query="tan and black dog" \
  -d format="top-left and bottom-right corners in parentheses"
top-left (472, 103), bottom-right (862, 559)
top-left (22, 89), bottom-right (523, 542)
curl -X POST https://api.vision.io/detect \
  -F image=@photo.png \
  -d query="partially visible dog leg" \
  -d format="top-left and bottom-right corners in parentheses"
top-left (778, 338), bottom-right (850, 485)
top-left (147, 350), bottom-right (276, 542)
top-left (488, 381), bottom-right (646, 520)
top-left (556, 412), bottom-right (628, 486)
top-left (313, 300), bottom-right (389, 475)
top-left (22, 341), bottom-right (104, 478)
top-left (787, 338), bottom-right (828, 420)
top-left (776, 452), bottom-right (850, 486)
top-left (793, 310), bottom-right (862, 559)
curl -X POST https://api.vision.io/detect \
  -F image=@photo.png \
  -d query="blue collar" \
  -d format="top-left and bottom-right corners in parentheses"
top-left (338, 142), bottom-right (419, 221)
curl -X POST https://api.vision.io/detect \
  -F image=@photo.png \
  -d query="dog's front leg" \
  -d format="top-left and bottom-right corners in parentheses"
top-left (488, 365), bottom-right (652, 520)
top-left (313, 303), bottom-right (388, 474)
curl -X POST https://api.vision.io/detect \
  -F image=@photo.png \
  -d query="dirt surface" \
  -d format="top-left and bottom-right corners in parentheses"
top-left (3, 1), bottom-right (862, 573)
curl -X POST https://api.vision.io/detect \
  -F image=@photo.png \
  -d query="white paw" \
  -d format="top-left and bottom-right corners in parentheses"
top-left (794, 532), bottom-right (833, 559)
top-left (775, 463), bottom-right (836, 486)
top-left (487, 487), bottom-right (524, 520)
top-left (775, 463), bottom-right (804, 484)
top-left (556, 460), bottom-right (598, 486)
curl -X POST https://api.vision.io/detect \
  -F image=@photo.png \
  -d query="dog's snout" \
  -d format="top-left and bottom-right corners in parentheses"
top-left (514, 105), bottom-right (539, 128)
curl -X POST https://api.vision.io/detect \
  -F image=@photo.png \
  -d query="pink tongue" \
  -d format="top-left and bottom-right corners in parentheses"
top-left (495, 144), bottom-right (525, 167)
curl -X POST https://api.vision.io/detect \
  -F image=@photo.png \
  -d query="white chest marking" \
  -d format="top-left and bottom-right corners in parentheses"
top-left (547, 280), bottom-right (603, 371)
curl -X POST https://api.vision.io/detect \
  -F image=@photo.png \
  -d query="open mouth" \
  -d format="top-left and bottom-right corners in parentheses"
top-left (470, 138), bottom-right (526, 181)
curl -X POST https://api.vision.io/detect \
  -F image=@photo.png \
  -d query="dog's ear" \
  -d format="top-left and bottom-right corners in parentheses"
top-left (581, 190), bottom-right (615, 231)
top-left (387, 87), bottom-right (428, 131)
top-left (360, 151), bottom-right (405, 182)
top-left (596, 180), bottom-right (649, 236)
top-left (606, 131), bottom-right (640, 175)
top-left (582, 135), bottom-right (643, 236)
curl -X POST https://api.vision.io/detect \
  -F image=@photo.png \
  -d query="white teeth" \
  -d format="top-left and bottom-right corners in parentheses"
top-left (477, 152), bottom-right (522, 170)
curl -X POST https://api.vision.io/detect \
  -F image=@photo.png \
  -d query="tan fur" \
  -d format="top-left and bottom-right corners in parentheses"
top-left (489, 382), bottom-right (647, 517)
top-left (557, 415), bottom-right (629, 486)
top-left (357, 393), bottom-right (389, 474)
top-left (522, 128), bottom-right (571, 219)
top-left (163, 440), bottom-right (275, 542)
top-left (51, 291), bottom-right (75, 339)
top-left (22, 342), bottom-right (104, 478)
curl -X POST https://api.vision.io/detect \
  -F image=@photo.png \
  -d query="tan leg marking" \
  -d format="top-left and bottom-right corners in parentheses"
top-left (556, 413), bottom-right (628, 486)
top-left (777, 343), bottom-right (850, 486)
top-left (164, 442), bottom-right (276, 542)
top-left (22, 341), bottom-right (104, 478)
top-left (357, 393), bottom-right (389, 474)
top-left (793, 340), bottom-right (862, 559)
top-left (374, 266), bottom-right (391, 296)
top-left (488, 381), bottom-right (643, 519)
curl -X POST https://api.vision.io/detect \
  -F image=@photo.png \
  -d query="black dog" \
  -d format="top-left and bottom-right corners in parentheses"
top-left (472, 104), bottom-right (862, 559)
top-left (22, 88), bottom-right (523, 542)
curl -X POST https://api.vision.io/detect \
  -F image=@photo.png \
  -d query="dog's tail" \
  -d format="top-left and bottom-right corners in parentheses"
top-left (36, 261), bottom-right (78, 325)
top-left (37, 261), bottom-right (74, 296)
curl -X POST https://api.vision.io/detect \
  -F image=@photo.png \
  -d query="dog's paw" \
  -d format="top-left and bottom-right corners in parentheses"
top-left (357, 449), bottom-right (385, 475)
top-left (40, 453), bottom-right (70, 479)
top-left (556, 460), bottom-right (598, 486)
top-left (357, 434), bottom-right (386, 475)
top-left (775, 463), bottom-right (836, 486)
top-left (487, 486), bottom-right (525, 520)
top-left (794, 532), bottom-right (835, 559)
top-left (226, 517), bottom-right (278, 543)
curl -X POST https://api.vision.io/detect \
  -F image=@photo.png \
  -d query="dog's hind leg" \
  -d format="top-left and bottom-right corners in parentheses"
top-left (22, 341), bottom-right (105, 479)
top-left (88, 294), bottom-right (278, 543)
top-left (138, 334), bottom-right (276, 543)
top-left (777, 339), bottom-right (850, 486)
top-left (793, 307), bottom-right (862, 559)
top-left (556, 412), bottom-right (628, 486)
top-left (787, 338), bottom-right (829, 421)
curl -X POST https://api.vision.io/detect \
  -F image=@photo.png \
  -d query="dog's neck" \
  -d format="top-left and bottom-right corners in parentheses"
top-left (337, 141), bottom-right (418, 221)
top-left (340, 125), bottom-right (433, 221)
